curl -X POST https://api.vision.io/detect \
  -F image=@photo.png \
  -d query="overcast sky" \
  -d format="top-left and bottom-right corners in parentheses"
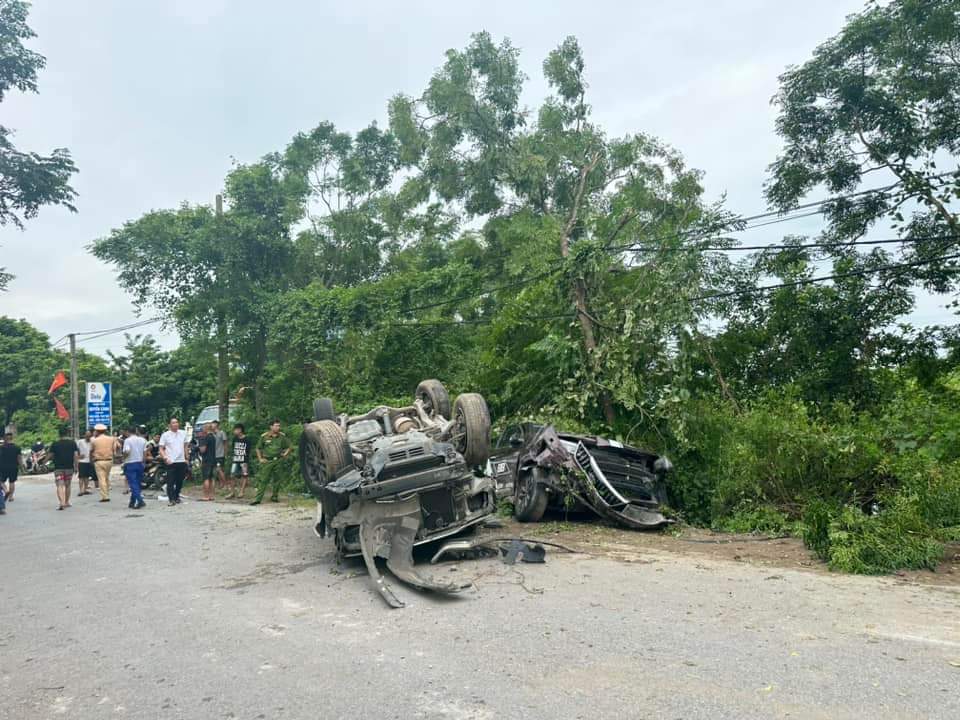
top-left (2, 0), bottom-right (951, 356)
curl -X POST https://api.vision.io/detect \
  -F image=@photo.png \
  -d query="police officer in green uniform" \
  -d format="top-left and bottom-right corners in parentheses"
top-left (250, 419), bottom-right (292, 505)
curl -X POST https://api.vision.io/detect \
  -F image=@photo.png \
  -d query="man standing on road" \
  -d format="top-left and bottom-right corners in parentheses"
top-left (199, 423), bottom-right (217, 501)
top-left (226, 423), bottom-right (252, 500)
top-left (159, 418), bottom-right (188, 507)
top-left (0, 432), bottom-right (22, 506)
top-left (49, 427), bottom-right (78, 511)
top-left (122, 426), bottom-right (147, 509)
top-left (91, 424), bottom-right (117, 502)
top-left (211, 420), bottom-right (227, 492)
top-left (250, 419), bottom-right (291, 506)
top-left (76, 430), bottom-right (94, 496)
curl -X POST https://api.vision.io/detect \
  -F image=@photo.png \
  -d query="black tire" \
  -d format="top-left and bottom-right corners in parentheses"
top-left (416, 379), bottom-right (451, 419)
top-left (514, 467), bottom-right (549, 522)
top-left (451, 393), bottom-right (491, 466)
top-left (300, 420), bottom-right (353, 496)
top-left (312, 397), bottom-right (336, 422)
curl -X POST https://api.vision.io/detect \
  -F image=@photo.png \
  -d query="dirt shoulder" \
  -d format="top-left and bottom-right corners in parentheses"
top-left (492, 514), bottom-right (960, 587)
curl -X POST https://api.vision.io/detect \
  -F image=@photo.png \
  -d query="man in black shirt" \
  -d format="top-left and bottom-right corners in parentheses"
top-left (226, 424), bottom-right (252, 500)
top-left (49, 427), bottom-right (79, 511)
top-left (0, 432), bottom-right (22, 508)
top-left (199, 424), bottom-right (217, 501)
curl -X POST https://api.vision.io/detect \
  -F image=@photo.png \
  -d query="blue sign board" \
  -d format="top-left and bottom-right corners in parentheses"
top-left (86, 382), bottom-right (112, 429)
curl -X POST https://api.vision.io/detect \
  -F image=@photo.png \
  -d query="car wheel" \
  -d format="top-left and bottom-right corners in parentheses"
top-left (416, 379), bottom-right (451, 419)
top-left (450, 393), bottom-right (491, 466)
top-left (300, 420), bottom-right (353, 495)
top-left (514, 467), bottom-right (548, 522)
top-left (312, 397), bottom-right (336, 422)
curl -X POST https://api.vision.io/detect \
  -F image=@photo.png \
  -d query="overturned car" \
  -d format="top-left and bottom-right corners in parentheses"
top-left (300, 380), bottom-right (496, 607)
top-left (488, 423), bottom-right (674, 529)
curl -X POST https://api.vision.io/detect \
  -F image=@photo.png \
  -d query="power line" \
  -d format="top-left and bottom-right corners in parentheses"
top-left (74, 317), bottom-right (162, 337)
top-left (732, 170), bottom-right (957, 225)
top-left (693, 252), bottom-right (960, 302)
top-left (605, 171), bottom-right (960, 253)
top-left (399, 267), bottom-right (563, 313)
top-left (383, 313), bottom-right (574, 328)
top-left (620, 233), bottom-right (960, 254)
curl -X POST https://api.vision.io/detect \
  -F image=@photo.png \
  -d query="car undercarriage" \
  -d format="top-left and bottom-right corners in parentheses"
top-left (300, 380), bottom-right (496, 607)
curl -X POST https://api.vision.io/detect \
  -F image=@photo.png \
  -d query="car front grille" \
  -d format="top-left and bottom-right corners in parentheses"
top-left (388, 445), bottom-right (426, 462)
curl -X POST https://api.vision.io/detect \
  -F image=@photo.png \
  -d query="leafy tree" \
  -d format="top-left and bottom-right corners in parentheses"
top-left (0, 315), bottom-right (52, 427)
top-left (91, 160), bottom-right (301, 417)
top-left (704, 243), bottom-right (916, 406)
top-left (105, 334), bottom-right (216, 428)
top-left (389, 33), bottom-right (734, 427)
top-left (0, 0), bottom-right (77, 287)
top-left (768, 0), bottom-right (960, 289)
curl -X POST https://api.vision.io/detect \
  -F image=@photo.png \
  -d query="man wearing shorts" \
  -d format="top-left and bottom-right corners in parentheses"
top-left (199, 423), bottom-right (217, 501)
top-left (159, 418), bottom-right (188, 506)
top-left (0, 432), bottom-right (21, 505)
top-left (49, 427), bottom-right (79, 511)
top-left (211, 420), bottom-right (228, 490)
top-left (226, 424), bottom-right (252, 499)
top-left (76, 430), bottom-right (94, 495)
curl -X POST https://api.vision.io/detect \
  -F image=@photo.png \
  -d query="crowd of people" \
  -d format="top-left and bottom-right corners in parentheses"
top-left (0, 417), bottom-right (293, 514)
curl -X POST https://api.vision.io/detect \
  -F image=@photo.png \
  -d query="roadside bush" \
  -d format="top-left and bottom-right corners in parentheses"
top-left (668, 393), bottom-right (884, 526)
top-left (711, 502), bottom-right (797, 535)
top-left (802, 502), bottom-right (943, 574)
top-left (666, 382), bottom-right (960, 574)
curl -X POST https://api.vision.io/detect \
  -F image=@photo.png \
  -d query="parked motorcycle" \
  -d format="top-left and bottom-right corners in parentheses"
top-left (143, 459), bottom-right (168, 490)
top-left (23, 449), bottom-right (51, 475)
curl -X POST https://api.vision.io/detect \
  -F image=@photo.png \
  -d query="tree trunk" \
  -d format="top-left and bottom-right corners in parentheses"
top-left (216, 313), bottom-right (229, 426)
top-left (561, 154), bottom-right (616, 427)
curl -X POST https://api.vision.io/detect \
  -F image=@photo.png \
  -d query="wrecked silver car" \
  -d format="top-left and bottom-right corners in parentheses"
top-left (300, 380), bottom-right (496, 607)
top-left (488, 423), bottom-right (674, 529)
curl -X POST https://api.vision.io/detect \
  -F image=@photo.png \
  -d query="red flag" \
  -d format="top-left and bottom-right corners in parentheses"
top-left (48, 371), bottom-right (68, 394)
top-left (53, 396), bottom-right (70, 420)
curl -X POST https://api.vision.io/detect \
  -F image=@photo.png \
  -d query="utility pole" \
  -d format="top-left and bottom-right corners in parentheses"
top-left (69, 333), bottom-right (79, 438)
top-left (215, 194), bottom-right (229, 427)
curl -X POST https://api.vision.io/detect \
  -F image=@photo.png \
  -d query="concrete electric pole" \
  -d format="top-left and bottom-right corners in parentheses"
top-left (69, 333), bottom-right (79, 438)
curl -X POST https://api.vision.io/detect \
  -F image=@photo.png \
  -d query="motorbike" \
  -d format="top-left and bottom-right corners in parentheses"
top-left (143, 457), bottom-right (168, 490)
top-left (24, 449), bottom-right (51, 475)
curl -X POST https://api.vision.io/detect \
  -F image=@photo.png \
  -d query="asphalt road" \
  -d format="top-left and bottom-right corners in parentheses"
top-left (2, 473), bottom-right (959, 720)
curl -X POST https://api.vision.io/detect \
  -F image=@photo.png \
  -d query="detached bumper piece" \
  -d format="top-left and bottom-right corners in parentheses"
top-left (354, 495), bottom-right (472, 608)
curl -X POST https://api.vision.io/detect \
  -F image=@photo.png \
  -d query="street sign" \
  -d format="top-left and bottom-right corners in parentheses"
top-left (86, 382), bottom-right (112, 430)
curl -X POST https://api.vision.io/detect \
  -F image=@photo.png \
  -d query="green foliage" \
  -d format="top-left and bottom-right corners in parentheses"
top-left (802, 503), bottom-right (943, 575)
top-left (0, 316), bottom-right (51, 425)
top-left (712, 504), bottom-right (797, 536)
top-left (0, 0), bottom-right (76, 287)
top-left (666, 394), bottom-right (885, 524)
top-left (77, 21), bottom-right (960, 578)
top-left (768, 0), bottom-right (960, 290)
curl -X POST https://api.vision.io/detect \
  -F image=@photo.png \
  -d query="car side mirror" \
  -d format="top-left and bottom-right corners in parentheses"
top-left (509, 435), bottom-right (523, 447)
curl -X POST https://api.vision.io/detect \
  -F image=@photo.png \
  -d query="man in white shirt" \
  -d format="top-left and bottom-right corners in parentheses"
top-left (159, 418), bottom-right (188, 506)
top-left (122, 426), bottom-right (147, 509)
top-left (76, 430), bottom-right (94, 496)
